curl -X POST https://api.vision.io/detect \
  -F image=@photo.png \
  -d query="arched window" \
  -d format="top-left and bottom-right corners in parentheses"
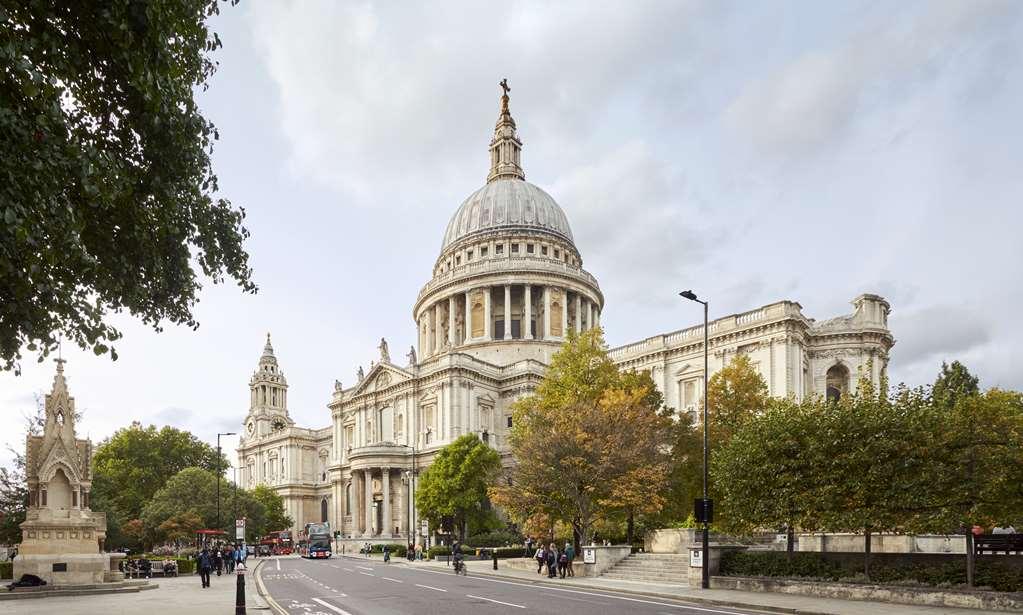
top-left (320, 498), bottom-right (328, 523)
top-left (826, 364), bottom-right (850, 401)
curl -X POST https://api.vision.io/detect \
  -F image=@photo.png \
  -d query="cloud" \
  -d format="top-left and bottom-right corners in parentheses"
top-left (889, 305), bottom-right (992, 368)
top-left (724, 0), bottom-right (1018, 155)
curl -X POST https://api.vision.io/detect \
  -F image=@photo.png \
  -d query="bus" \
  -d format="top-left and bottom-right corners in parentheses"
top-left (259, 530), bottom-right (293, 555)
top-left (299, 522), bottom-right (332, 559)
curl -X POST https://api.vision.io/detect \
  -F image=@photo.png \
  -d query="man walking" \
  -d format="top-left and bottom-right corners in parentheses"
top-left (546, 543), bottom-right (558, 579)
top-left (525, 536), bottom-right (533, 559)
top-left (565, 542), bottom-right (575, 577)
top-left (535, 543), bottom-right (546, 574)
top-left (197, 548), bottom-right (212, 588)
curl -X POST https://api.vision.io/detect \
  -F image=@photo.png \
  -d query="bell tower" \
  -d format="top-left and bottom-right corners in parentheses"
top-left (243, 333), bottom-right (293, 439)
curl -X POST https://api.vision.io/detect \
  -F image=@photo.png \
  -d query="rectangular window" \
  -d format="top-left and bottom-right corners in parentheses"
top-left (496, 244), bottom-right (504, 255)
top-left (466, 250), bottom-right (473, 261)
top-left (527, 243), bottom-right (534, 254)
top-left (511, 243), bottom-right (519, 253)
top-left (541, 246), bottom-right (548, 256)
top-left (495, 320), bottom-right (505, 339)
top-left (481, 246), bottom-right (488, 257)
top-left (554, 249), bottom-right (560, 258)
top-left (506, 416), bottom-right (513, 428)
top-left (511, 319), bottom-right (521, 338)
top-left (455, 256), bottom-right (461, 265)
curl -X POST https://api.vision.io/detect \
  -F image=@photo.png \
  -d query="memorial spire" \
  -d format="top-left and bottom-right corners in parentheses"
top-left (487, 78), bottom-right (525, 183)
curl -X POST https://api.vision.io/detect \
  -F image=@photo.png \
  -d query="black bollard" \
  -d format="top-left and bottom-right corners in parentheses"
top-left (235, 566), bottom-right (246, 614)
top-left (493, 550), bottom-right (498, 570)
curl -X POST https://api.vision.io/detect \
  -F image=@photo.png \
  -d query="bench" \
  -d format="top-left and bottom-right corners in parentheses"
top-left (975, 534), bottom-right (1023, 555)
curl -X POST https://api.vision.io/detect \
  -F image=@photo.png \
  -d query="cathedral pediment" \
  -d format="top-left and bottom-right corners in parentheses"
top-left (348, 363), bottom-right (412, 397)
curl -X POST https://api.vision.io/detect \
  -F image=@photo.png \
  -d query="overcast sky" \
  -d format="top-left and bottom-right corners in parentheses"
top-left (3, 0), bottom-right (1022, 471)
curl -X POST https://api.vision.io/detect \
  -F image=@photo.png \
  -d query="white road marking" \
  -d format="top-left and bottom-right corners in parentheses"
top-left (359, 571), bottom-right (374, 576)
top-left (411, 567), bottom-right (755, 614)
top-left (312, 597), bottom-right (354, 615)
top-left (355, 565), bottom-right (374, 571)
top-left (415, 583), bottom-right (448, 592)
top-left (382, 576), bottom-right (404, 583)
top-left (466, 594), bottom-right (526, 609)
top-left (343, 568), bottom-right (354, 572)
top-left (276, 559), bottom-right (281, 570)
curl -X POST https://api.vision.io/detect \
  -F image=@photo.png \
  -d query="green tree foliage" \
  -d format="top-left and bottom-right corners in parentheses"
top-left (91, 423), bottom-right (227, 545)
top-left (251, 484), bottom-right (292, 535)
top-left (491, 329), bottom-right (672, 546)
top-left (141, 467), bottom-right (267, 546)
top-left (932, 360), bottom-right (980, 410)
top-left (416, 434), bottom-right (502, 541)
top-left (0, 0), bottom-right (254, 373)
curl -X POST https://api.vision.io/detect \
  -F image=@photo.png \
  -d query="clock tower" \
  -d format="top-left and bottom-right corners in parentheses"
top-left (242, 333), bottom-right (293, 440)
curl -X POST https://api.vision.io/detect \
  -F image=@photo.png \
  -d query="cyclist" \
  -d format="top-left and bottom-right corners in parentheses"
top-left (452, 540), bottom-right (465, 574)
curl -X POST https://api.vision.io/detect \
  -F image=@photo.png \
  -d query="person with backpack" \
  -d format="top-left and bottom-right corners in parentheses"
top-left (558, 546), bottom-right (569, 578)
top-left (197, 548), bottom-right (213, 588)
top-left (546, 543), bottom-right (558, 578)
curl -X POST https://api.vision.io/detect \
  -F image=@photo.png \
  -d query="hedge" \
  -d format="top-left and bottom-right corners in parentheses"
top-left (720, 551), bottom-right (1023, 593)
top-left (368, 544), bottom-right (407, 557)
top-left (0, 561), bottom-right (11, 579)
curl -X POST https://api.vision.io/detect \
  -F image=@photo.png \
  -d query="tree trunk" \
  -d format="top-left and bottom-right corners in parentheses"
top-left (573, 522), bottom-right (581, 558)
top-left (863, 529), bottom-right (872, 580)
top-left (786, 525), bottom-right (794, 556)
top-left (626, 511), bottom-right (634, 546)
top-left (966, 530), bottom-right (975, 587)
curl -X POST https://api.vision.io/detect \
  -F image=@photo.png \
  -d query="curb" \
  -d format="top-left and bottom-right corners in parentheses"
top-left (410, 564), bottom-right (834, 615)
top-left (252, 559), bottom-right (286, 615)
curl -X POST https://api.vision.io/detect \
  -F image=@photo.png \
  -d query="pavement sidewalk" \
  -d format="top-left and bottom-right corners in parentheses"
top-left (0, 565), bottom-right (271, 614)
top-left (369, 555), bottom-right (997, 615)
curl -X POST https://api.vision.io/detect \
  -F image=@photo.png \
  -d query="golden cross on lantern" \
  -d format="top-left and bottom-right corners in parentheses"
top-left (500, 79), bottom-right (510, 96)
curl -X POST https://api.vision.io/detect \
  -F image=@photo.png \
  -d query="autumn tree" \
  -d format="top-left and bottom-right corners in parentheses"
top-left (491, 329), bottom-right (672, 548)
top-left (415, 434), bottom-right (502, 541)
top-left (0, 0), bottom-right (254, 373)
top-left (157, 511), bottom-right (204, 550)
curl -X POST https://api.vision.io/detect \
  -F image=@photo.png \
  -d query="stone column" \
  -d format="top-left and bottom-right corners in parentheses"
top-left (464, 291), bottom-right (472, 343)
top-left (561, 288), bottom-right (569, 339)
top-left (587, 300), bottom-right (594, 331)
top-left (448, 296), bottom-right (457, 347)
top-left (594, 308), bottom-right (600, 328)
top-left (382, 468), bottom-right (391, 537)
top-left (483, 288), bottom-right (492, 341)
top-left (504, 285), bottom-right (512, 339)
top-left (543, 286), bottom-right (551, 339)
top-left (364, 469), bottom-right (373, 536)
top-left (524, 285), bottom-right (533, 340)
top-left (575, 293), bottom-right (581, 334)
top-left (434, 302), bottom-right (444, 354)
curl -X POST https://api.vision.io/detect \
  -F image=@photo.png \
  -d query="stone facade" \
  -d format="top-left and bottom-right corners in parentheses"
top-left (16, 360), bottom-right (110, 585)
top-left (237, 87), bottom-right (895, 546)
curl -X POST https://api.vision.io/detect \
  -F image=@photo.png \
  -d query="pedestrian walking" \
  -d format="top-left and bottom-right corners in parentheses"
top-left (383, 544), bottom-right (391, 563)
top-left (525, 536), bottom-right (533, 559)
top-left (558, 547), bottom-right (568, 578)
top-left (197, 549), bottom-right (212, 588)
top-left (213, 548), bottom-right (223, 576)
top-left (535, 544), bottom-right (546, 574)
top-left (565, 542), bottom-right (575, 577)
top-left (546, 543), bottom-right (558, 578)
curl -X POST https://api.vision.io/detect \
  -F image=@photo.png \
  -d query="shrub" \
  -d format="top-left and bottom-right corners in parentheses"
top-left (174, 557), bottom-right (196, 574)
top-left (719, 551), bottom-right (1023, 593)
top-left (467, 529), bottom-right (523, 547)
top-left (0, 561), bottom-right (11, 579)
top-left (369, 543), bottom-right (407, 557)
top-left (428, 546), bottom-right (451, 559)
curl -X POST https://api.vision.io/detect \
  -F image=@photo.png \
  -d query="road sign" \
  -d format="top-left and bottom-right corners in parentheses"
top-left (420, 520), bottom-right (428, 536)
top-left (583, 547), bottom-right (596, 564)
top-left (236, 518), bottom-right (246, 540)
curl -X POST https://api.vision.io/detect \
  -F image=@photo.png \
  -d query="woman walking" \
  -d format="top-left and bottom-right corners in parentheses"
top-left (535, 544), bottom-right (546, 574)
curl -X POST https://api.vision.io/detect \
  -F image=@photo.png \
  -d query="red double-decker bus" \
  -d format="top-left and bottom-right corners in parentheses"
top-left (259, 530), bottom-right (293, 555)
top-left (298, 523), bottom-right (332, 559)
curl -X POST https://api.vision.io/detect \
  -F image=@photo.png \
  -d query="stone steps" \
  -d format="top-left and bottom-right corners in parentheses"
top-left (600, 553), bottom-right (689, 584)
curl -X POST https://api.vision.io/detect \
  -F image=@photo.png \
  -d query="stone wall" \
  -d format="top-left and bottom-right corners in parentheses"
top-left (798, 533), bottom-right (966, 554)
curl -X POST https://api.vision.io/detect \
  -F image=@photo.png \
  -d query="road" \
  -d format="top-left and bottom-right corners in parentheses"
top-left (258, 555), bottom-right (767, 615)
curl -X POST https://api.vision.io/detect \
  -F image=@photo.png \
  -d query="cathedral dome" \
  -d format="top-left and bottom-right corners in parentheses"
top-left (441, 178), bottom-right (574, 251)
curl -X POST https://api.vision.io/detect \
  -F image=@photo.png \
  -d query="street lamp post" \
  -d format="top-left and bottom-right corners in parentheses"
top-left (217, 432), bottom-right (237, 533)
top-left (680, 290), bottom-right (710, 590)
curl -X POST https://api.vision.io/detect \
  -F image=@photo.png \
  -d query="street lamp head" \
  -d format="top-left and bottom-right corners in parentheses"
top-left (679, 290), bottom-right (698, 301)
top-left (219, 431), bottom-right (237, 436)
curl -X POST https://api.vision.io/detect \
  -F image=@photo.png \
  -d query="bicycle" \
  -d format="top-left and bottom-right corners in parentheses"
top-left (452, 557), bottom-right (467, 576)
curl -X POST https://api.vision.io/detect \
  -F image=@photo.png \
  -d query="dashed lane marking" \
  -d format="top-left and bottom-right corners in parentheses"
top-left (312, 597), bottom-right (354, 615)
top-left (415, 583), bottom-right (448, 592)
top-left (466, 594), bottom-right (526, 609)
top-left (276, 558), bottom-right (281, 570)
top-left (358, 571), bottom-right (374, 577)
top-left (355, 565), bottom-right (374, 571)
top-left (382, 576), bottom-right (403, 583)
top-left (342, 568), bottom-right (354, 572)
